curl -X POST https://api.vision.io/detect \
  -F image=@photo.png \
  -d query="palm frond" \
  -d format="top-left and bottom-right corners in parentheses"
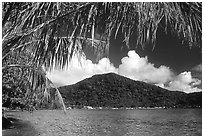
top-left (46, 78), bottom-right (66, 113)
top-left (2, 64), bottom-right (66, 113)
top-left (2, 2), bottom-right (202, 70)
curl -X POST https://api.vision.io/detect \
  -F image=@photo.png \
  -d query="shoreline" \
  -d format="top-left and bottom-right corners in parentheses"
top-left (68, 105), bottom-right (202, 110)
top-left (2, 114), bottom-right (39, 136)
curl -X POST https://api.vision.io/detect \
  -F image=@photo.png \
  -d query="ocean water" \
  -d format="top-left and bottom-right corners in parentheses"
top-left (4, 109), bottom-right (202, 136)
top-left (62, 109), bottom-right (202, 136)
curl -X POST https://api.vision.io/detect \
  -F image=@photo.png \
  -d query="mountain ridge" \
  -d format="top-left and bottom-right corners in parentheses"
top-left (57, 73), bottom-right (201, 109)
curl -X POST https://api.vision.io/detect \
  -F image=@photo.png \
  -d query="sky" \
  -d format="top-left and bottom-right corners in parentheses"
top-left (47, 26), bottom-right (202, 93)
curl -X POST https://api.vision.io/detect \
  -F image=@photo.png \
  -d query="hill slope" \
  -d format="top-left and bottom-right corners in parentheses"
top-left (58, 73), bottom-right (201, 108)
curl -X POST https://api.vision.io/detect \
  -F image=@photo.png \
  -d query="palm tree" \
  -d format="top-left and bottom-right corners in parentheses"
top-left (2, 50), bottom-right (66, 113)
top-left (2, 2), bottom-right (202, 111)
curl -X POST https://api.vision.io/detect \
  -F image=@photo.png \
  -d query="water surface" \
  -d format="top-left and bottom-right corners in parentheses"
top-left (3, 109), bottom-right (202, 136)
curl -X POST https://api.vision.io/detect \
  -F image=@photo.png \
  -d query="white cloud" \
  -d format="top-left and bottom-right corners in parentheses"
top-left (117, 51), bottom-right (201, 93)
top-left (118, 51), bottom-right (173, 84)
top-left (47, 52), bottom-right (117, 87)
top-left (47, 50), bottom-right (202, 93)
top-left (166, 71), bottom-right (202, 93)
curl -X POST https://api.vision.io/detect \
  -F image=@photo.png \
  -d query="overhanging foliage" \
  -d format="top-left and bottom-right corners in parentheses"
top-left (2, 2), bottom-right (202, 70)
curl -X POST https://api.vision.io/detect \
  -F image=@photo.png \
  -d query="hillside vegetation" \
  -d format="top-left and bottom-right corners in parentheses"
top-left (58, 73), bottom-right (201, 109)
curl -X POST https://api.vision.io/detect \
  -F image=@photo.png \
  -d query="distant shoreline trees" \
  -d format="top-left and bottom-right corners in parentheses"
top-left (2, 2), bottom-right (202, 111)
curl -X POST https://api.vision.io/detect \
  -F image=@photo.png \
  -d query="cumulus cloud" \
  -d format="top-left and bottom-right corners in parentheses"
top-left (47, 50), bottom-right (201, 93)
top-left (47, 52), bottom-right (117, 87)
top-left (117, 51), bottom-right (201, 93)
top-left (118, 51), bottom-right (173, 84)
top-left (166, 71), bottom-right (202, 93)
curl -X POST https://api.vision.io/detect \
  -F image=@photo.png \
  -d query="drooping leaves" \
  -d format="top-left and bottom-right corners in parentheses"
top-left (2, 51), bottom-right (66, 113)
top-left (2, 2), bottom-right (202, 70)
top-left (2, 2), bottom-right (202, 112)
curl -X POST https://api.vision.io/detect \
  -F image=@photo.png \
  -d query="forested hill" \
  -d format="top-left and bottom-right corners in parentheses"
top-left (58, 73), bottom-right (202, 108)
